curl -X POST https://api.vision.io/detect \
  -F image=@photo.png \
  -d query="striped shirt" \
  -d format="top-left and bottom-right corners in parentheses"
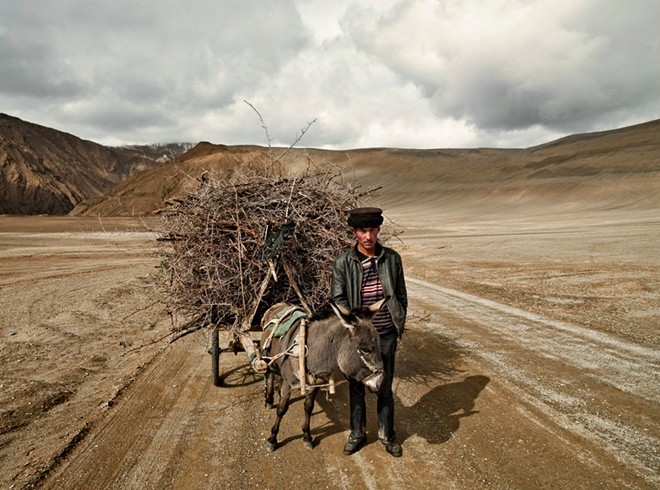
top-left (358, 247), bottom-right (396, 335)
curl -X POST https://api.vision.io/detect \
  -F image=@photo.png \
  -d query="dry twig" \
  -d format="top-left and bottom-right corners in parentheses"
top-left (156, 164), bottom-right (367, 335)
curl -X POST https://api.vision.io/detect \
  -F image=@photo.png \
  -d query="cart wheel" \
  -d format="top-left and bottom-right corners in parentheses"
top-left (211, 327), bottom-right (222, 386)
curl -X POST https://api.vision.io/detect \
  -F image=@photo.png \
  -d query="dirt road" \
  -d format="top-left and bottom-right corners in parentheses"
top-left (41, 279), bottom-right (658, 490)
top-left (1, 214), bottom-right (658, 489)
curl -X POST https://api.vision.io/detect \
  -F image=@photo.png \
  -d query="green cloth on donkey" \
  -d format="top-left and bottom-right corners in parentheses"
top-left (265, 305), bottom-right (308, 338)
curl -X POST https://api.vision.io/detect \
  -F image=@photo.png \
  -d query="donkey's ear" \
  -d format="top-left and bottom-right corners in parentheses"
top-left (330, 300), bottom-right (356, 335)
top-left (330, 300), bottom-right (351, 318)
top-left (367, 296), bottom-right (390, 316)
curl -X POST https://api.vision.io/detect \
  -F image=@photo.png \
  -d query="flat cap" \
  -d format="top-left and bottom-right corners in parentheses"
top-left (347, 207), bottom-right (384, 228)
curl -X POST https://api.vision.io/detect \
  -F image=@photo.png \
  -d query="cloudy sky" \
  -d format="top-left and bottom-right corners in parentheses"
top-left (1, 0), bottom-right (659, 149)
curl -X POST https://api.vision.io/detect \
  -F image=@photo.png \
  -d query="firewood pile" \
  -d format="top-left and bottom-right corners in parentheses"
top-left (156, 167), bottom-right (368, 334)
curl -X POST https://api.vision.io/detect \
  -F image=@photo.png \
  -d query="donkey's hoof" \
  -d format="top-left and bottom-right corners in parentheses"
top-left (304, 439), bottom-right (315, 450)
top-left (267, 441), bottom-right (278, 452)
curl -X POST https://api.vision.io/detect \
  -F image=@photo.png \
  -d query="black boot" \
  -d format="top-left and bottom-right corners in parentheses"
top-left (343, 435), bottom-right (366, 455)
top-left (385, 441), bottom-right (402, 457)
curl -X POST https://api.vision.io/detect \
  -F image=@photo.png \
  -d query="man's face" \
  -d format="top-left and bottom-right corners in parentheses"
top-left (354, 227), bottom-right (380, 256)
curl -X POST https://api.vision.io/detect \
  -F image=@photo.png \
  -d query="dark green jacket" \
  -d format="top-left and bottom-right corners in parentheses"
top-left (332, 244), bottom-right (408, 336)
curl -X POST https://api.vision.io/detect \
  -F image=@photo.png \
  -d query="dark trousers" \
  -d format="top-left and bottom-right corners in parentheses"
top-left (348, 330), bottom-right (398, 443)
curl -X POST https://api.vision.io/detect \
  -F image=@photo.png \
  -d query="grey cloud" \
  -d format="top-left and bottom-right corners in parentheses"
top-left (343, 0), bottom-right (660, 136)
top-left (1, 0), bottom-right (658, 148)
top-left (0, 0), bottom-right (311, 141)
top-left (70, 102), bottom-right (175, 133)
top-left (0, 34), bottom-right (84, 99)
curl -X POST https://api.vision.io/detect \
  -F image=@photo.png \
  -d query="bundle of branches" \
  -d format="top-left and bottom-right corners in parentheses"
top-left (157, 167), bottom-right (367, 334)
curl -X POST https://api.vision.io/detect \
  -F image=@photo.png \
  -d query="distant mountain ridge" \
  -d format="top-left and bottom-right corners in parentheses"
top-left (72, 118), bottom-right (660, 218)
top-left (119, 142), bottom-right (195, 164)
top-left (0, 114), bottom-right (187, 214)
top-left (1, 112), bottom-right (659, 217)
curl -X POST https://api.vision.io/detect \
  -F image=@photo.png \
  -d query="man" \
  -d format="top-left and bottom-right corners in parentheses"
top-left (332, 207), bottom-right (407, 458)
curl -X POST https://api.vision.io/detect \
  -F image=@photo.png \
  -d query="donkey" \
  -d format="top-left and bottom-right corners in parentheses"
top-left (260, 297), bottom-right (388, 452)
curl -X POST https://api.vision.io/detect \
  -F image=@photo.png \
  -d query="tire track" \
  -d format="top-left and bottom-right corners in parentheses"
top-left (407, 276), bottom-right (660, 483)
top-left (42, 337), bottom-right (209, 489)
top-left (408, 277), bottom-right (659, 402)
top-left (36, 275), bottom-right (659, 489)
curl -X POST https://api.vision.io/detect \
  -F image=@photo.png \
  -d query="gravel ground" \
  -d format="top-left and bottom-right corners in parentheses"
top-left (0, 209), bottom-right (658, 489)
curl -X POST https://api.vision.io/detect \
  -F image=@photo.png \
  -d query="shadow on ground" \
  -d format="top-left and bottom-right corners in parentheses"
top-left (305, 323), bottom-right (491, 449)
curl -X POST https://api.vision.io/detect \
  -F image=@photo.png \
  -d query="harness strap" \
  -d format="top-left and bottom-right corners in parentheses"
top-left (262, 305), bottom-right (307, 354)
top-left (263, 304), bottom-right (303, 332)
top-left (298, 317), bottom-right (307, 393)
top-left (263, 334), bottom-right (308, 368)
top-left (262, 324), bottom-right (278, 354)
top-left (357, 348), bottom-right (380, 374)
top-left (261, 320), bottom-right (336, 395)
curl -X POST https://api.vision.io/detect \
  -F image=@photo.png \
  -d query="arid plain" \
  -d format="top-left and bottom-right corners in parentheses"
top-left (1, 121), bottom-right (659, 488)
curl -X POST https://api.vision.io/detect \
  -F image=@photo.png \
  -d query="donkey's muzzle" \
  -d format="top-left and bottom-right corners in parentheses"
top-left (363, 370), bottom-right (385, 393)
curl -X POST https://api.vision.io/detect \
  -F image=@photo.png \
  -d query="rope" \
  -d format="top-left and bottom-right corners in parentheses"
top-left (262, 341), bottom-right (308, 368)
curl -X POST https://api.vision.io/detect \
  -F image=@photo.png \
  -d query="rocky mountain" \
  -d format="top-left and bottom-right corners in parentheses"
top-left (69, 142), bottom-right (274, 216)
top-left (72, 118), bottom-right (660, 218)
top-left (0, 114), bottom-right (164, 214)
top-left (3, 112), bottom-right (658, 218)
top-left (119, 143), bottom-right (195, 164)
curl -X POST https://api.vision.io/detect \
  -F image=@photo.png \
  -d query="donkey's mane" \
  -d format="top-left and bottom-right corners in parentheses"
top-left (309, 302), bottom-right (373, 323)
top-left (309, 303), bottom-right (335, 322)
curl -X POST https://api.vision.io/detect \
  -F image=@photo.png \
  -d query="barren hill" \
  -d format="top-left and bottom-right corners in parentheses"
top-left (70, 142), bottom-right (273, 216)
top-left (0, 114), bottom-right (161, 214)
top-left (73, 119), bottom-right (660, 220)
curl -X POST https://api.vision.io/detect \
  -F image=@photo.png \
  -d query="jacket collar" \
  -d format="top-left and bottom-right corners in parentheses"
top-left (352, 242), bottom-right (384, 262)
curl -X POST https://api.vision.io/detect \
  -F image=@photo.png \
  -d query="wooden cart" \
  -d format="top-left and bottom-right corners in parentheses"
top-left (210, 259), bottom-right (311, 387)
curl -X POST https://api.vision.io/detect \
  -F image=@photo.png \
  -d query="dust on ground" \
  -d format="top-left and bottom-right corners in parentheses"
top-left (0, 210), bottom-right (658, 489)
